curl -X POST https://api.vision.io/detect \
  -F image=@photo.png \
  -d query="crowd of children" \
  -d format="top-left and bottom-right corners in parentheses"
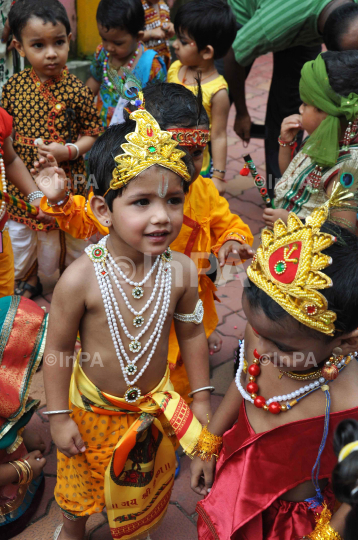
top-left (1, 0), bottom-right (358, 539)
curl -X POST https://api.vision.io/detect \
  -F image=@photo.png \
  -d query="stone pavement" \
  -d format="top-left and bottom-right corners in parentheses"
top-left (14, 53), bottom-right (271, 539)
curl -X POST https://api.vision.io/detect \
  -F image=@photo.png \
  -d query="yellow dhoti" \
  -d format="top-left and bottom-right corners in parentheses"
top-left (55, 359), bottom-right (202, 539)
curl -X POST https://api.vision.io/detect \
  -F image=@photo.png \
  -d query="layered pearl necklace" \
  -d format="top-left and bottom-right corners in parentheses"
top-left (235, 340), bottom-right (356, 414)
top-left (86, 236), bottom-right (172, 403)
top-left (0, 154), bottom-right (7, 222)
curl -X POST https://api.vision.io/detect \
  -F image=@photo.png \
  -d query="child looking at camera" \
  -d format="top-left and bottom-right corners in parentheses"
top-left (44, 106), bottom-right (214, 540)
top-left (264, 51), bottom-right (358, 231)
top-left (2, 0), bottom-right (102, 298)
top-left (168, 0), bottom-right (237, 195)
top-left (86, 0), bottom-right (167, 128)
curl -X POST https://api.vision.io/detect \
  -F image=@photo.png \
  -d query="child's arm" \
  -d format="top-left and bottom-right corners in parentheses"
top-left (32, 153), bottom-right (108, 238)
top-left (190, 379), bottom-right (243, 495)
top-left (86, 76), bottom-right (101, 97)
top-left (210, 89), bottom-right (230, 195)
top-left (0, 451), bottom-right (46, 486)
top-left (37, 135), bottom-right (98, 164)
top-left (174, 256), bottom-right (212, 425)
top-left (142, 27), bottom-right (166, 42)
top-left (2, 136), bottom-right (51, 223)
top-left (262, 207), bottom-right (289, 228)
top-left (325, 173), bottom-right (357, 229)
top-left (278, 114), bottom-right (302, 175)
top-left (43, 260), bottom-right (87, 457)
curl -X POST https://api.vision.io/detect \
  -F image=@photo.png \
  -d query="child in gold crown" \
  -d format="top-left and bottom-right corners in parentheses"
top-left (44, 106), bottom-right (215, 540)
top-left (192, 192), bottom-right (358, 539)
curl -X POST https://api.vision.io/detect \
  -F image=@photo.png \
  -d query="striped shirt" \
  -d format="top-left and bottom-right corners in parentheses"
top-left (228, 0), bottom-right (354, 66)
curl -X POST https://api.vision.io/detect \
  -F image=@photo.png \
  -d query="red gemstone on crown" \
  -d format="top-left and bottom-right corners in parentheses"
top-left (147, 126), bottom-right (153, 137)
top-left (306, 305), bottom-right (317, 316)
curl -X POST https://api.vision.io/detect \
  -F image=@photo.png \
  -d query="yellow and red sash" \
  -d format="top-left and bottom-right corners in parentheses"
top-left (70, 360), bottom-right (202, 539)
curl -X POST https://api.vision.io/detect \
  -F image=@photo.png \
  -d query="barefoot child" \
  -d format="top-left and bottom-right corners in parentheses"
top-left (193, 196), bottom-right (358, 539)
top-left (2, 0), bottom-right (102, 297)
top-left (169, 0), bottom-right (237, 194)
top-left (0, 296), bottom-right (47, 539)
top-left (44, 108), bottom-right (213, 540)
top-left (34, 83), bottom-right (254, 399)
top-left (263, 51), bottom-right (358, 230)
top-left (86, 0), bottom-right (167, 128)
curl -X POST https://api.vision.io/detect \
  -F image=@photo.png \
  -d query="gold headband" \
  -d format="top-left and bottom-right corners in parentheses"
top-left (247, 200), bottom-right (338, 335)
top-left (103, 109), bottom-right (191, 197)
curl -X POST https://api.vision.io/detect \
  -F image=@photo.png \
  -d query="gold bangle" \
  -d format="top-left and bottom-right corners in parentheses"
top-left (8, 461), bottom-right (21, 483)
top-left (193, 425), bottom-right (223, 462)
top-left (305, 504), bottom-right (343, 539)
top-left (21, 459), bottom-right (33, 484)
top-left (16, 461), bottom-right (29, 484)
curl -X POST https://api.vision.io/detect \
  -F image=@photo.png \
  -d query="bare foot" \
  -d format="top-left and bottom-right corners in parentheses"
top-left (208, 330), bottom-right (222, 355)
top-left (23, 428), bottom-right (46, 453)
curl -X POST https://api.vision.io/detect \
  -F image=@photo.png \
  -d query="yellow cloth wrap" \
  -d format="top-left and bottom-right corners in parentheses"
top-left (0, 230), bottom-right (14, 297)
top-left (55, 359), bottom-right (202, 539)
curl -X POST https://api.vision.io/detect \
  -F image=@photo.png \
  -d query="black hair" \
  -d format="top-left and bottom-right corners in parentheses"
top-left (135, 82), bottom-right (209, 129)
top-left (174, 0), bottom-right (237, 60)
top-left (244, 223), bottom-right (358, 340)
top-left (323, 4), bottom-right (358, 51)
top-left (332, 419), bottom-right (358, 540)
top-left (9, 0), bottom-right (71, 41)
top-left (96, 0), bottom-right (145, 36)
top-left (322, 50), bottom-right (358, 97)
top-left (89, 121), bottom-right (194, 211)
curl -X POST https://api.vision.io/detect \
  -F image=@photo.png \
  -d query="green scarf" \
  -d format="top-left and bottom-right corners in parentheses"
top-left (299, 53), bottom-right (358, 168)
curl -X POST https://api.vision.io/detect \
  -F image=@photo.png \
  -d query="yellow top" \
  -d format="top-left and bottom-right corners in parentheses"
top-left (167, 60), bottom-right (228, 176)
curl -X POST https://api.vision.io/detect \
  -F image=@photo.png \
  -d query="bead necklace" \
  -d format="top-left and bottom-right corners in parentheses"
top-left (0, 154), bottom-right (7, 222)
top-left (107, 248), bottom-right (160, 301)
top-left (235, 340), bottom-right (355, 414)
top-left (86, 237), bottom-right (172, 403)
top-left (103, 46), bottom-right (140, 88)
top-left (278, 354), bottom-right (343, 381)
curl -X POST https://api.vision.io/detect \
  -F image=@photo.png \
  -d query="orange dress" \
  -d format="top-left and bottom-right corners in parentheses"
top-left (40, 176), bottom-right (253, 397)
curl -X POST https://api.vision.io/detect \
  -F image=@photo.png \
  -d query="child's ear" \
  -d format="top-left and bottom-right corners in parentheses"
top-left (137, 31), bottom-right (144, 42)
top-left (201, 45), bottom-right (214, 61)
top-left (90, 195), bottom-right (112, 228)
top-left (67, 33), bottom-right (72, 47)
top-left (338, 328), bottom-right (358, 355)
top-left (12, 38), bottom-right (25, 57)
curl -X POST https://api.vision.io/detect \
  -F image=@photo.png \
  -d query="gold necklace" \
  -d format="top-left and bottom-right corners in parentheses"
top-left (279, 355), bottom-right (343, 381)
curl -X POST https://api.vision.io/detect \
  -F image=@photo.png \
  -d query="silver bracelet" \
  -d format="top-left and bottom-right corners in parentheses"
top-left (188, 386), bottom-right (215, 397)
top-left (65, 143), bottom-right (80, 160)
top-left (212, 167), bottom-right (226, 174)
top-left (42, 409), bottom-right (73, 415)
top-left (27, 190), bottom-right (44, 203)
top-left (46, 191), bottom-right (71, 208)
top-left (173, 299), bottom-right (204, 325)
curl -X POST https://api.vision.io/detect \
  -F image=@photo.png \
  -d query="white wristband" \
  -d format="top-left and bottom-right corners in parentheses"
top-left (65, 143), bottom-right (80, 160)
top-left (188, 386), bottom-right (215, 397)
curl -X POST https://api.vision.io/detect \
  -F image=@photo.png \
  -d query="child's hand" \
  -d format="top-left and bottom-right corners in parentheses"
top-left (263, 208), bottom-right (289, 227)
top-left (150, 27), bottom-right (166, 40)
top-left (162, 21), bottom-right (175, 38)
top-left (49, 417), bottom-right (86, 458)
top-left (23, 450), bottom-right (46, 480)
top-left (211, 176), bottom-right (228, 196)
top-left (31, 153), bottom-right (69, 204)
top-left (280, 114), bottom-right (302, 143)
top-left (37, 142), bottom-right (70, 163)
top-left (190, 455), bottom-right (216, 496)
top-left (218, 240), bottom-right (254, 267)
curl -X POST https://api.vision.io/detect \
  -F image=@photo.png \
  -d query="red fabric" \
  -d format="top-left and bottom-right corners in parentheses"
top-left (268, 242), bottom-right (301, 284)
top-left (197, 401), bottom-right (358, 540)
top-left (0, 107), bottom-right (13, 154)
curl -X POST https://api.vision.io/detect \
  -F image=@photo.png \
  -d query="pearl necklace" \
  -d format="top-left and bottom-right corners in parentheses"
top-left (0, 155), bottom-right (7, 222)
top-left (86, 238), bottom-right (172, 403)
top-left (235, 340), bottom-right (356, 414)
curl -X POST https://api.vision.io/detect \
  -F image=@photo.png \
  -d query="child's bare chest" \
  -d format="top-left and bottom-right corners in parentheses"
top-left (78, 266), bottom-right (183, 398)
